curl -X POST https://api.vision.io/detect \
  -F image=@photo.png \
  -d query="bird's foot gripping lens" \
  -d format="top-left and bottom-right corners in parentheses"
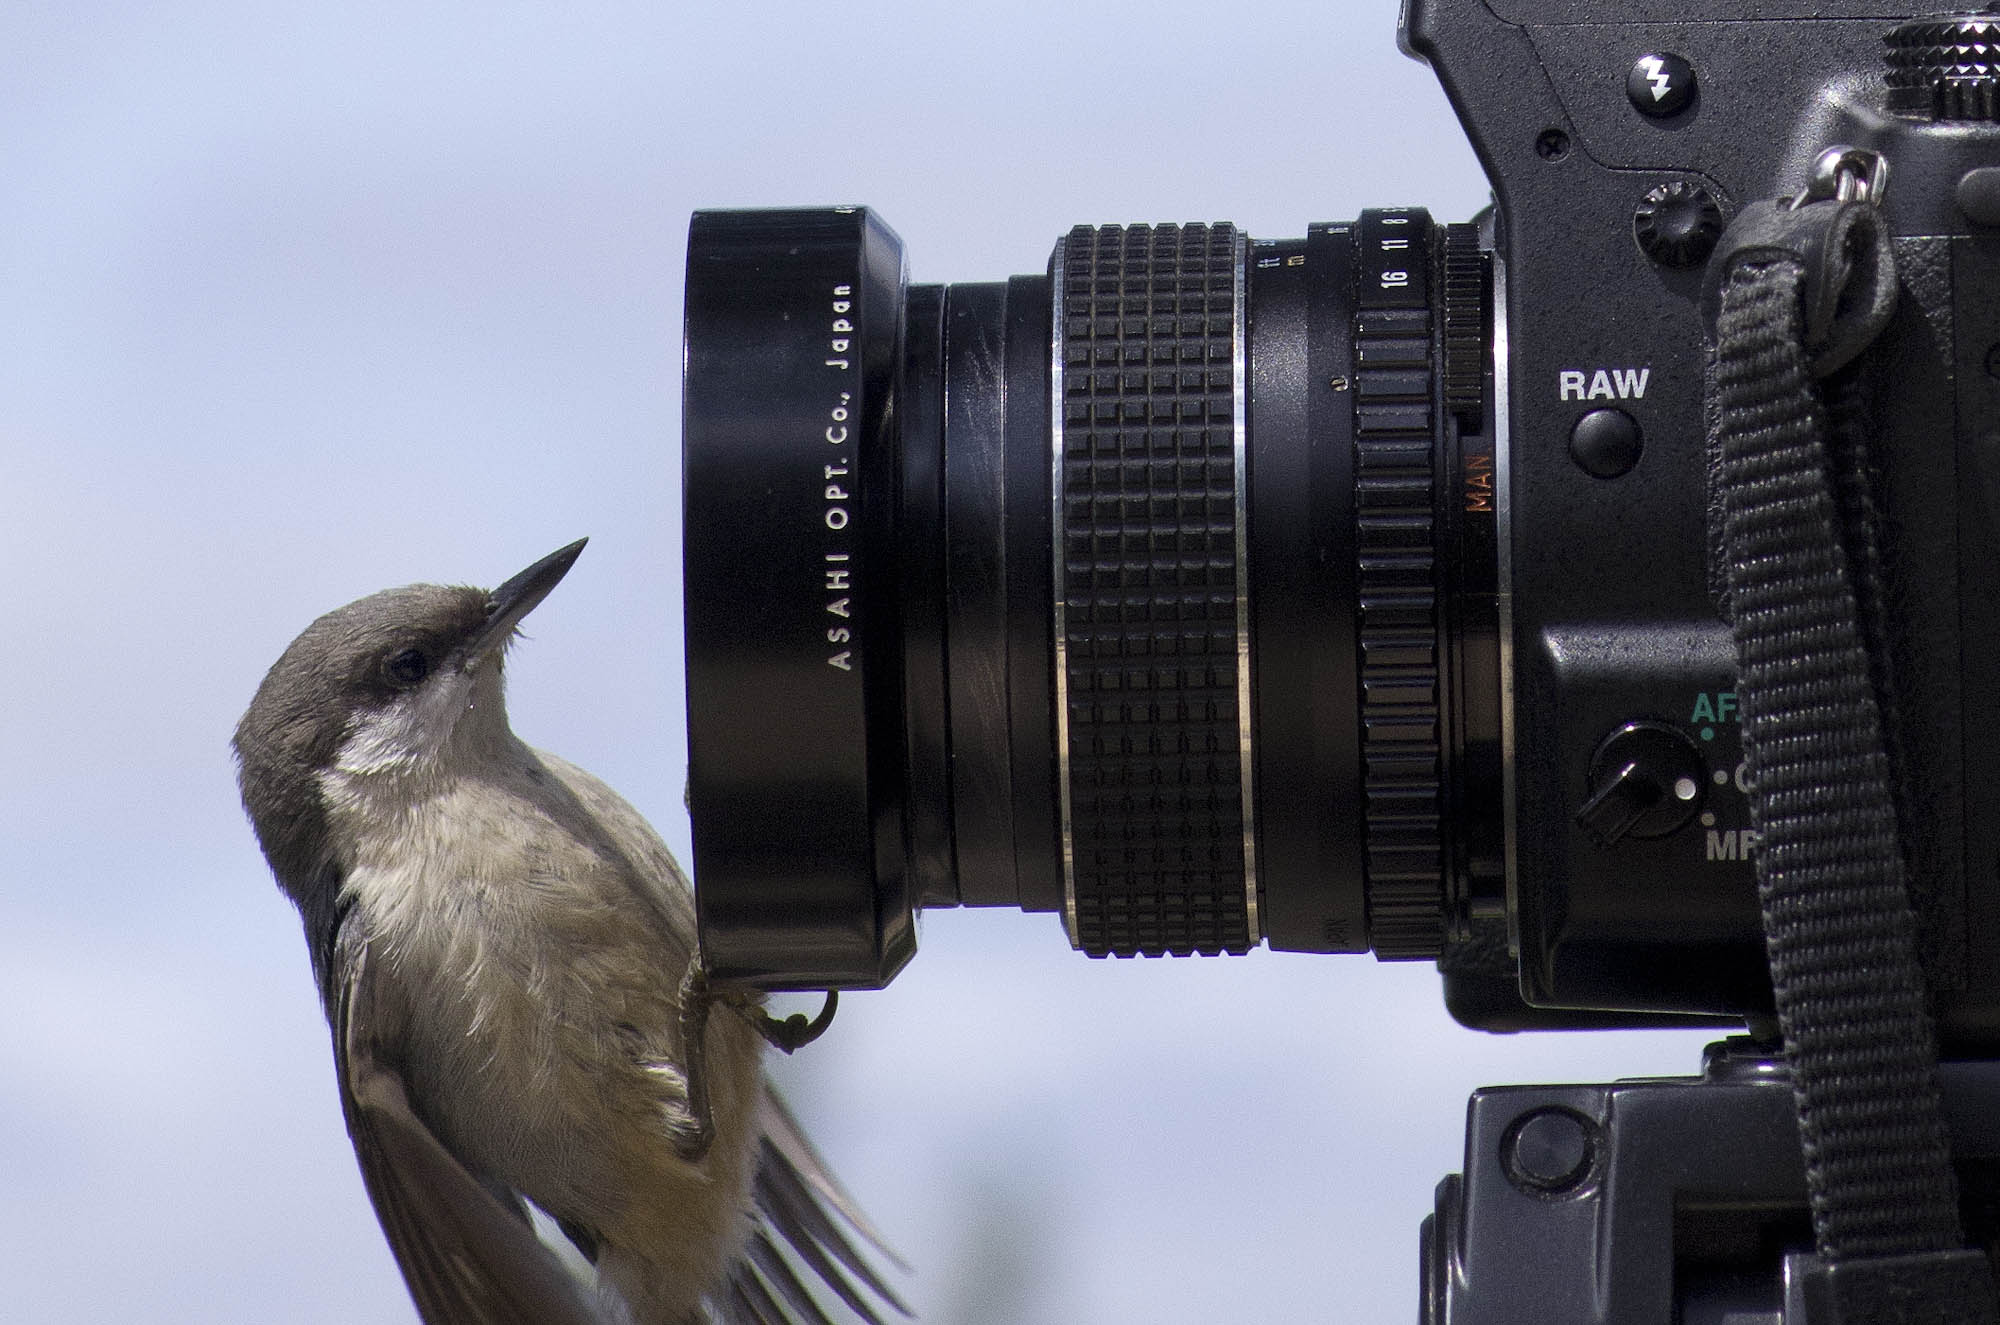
top-left (751, 993), bottom-right (840, 1054)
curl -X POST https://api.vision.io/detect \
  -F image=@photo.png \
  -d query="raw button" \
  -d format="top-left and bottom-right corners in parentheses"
top-left (1570, 408), bottom-right (1643, 478)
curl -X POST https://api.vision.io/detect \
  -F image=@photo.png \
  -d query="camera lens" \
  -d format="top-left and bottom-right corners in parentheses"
top-left (684, 207), bottom-right (1501, 989)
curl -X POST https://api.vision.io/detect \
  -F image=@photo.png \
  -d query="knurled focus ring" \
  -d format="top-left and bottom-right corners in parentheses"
top-left (1053, 222), bottom-right (1257, 958)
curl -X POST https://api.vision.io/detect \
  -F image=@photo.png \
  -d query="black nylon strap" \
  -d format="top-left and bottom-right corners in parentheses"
top-left (1712, 256), bottom-right (1968, 1265)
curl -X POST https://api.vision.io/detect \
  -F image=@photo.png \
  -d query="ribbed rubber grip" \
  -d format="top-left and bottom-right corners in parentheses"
top-left (1054, 222), bottom-right (1254, 958)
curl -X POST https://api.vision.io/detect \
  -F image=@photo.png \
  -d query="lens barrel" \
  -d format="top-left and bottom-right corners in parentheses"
top-left (684, 207), bottom-right (1500, 990)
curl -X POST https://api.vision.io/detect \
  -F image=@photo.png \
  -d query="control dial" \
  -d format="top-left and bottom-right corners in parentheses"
top-left (1886, 14), bottom-right (2000, 120)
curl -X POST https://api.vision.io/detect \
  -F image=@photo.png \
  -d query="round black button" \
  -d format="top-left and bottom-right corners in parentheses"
top-left (1570, 408), bottom-right (1642, 478)
top-left (1961, 167), bottom-right (2000, 227)
top-left (1503, 1108), bottom-right (1597, 1196)
top-left (1628, 52), bottom-right (1696, 116)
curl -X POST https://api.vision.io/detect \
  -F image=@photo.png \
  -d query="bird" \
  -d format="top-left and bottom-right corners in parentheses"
top-left (233, 538), bottom-right (907, 1325)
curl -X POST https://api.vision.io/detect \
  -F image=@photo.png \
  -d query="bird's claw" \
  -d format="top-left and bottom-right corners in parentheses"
top-left (673, 962), bottom-right (717, 1163)
top-left (748, 990), bottom-right (838, 1054)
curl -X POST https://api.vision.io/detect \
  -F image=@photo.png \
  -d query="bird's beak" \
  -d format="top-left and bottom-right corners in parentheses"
top-left (463, 538), bottom-right (588, 667)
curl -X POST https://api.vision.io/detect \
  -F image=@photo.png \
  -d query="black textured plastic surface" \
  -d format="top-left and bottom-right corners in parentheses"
top-left (1801, 1251), bottom-right (2000, 1324)
top-left (1056, 222), bottom-right (1252, 959)
top-left (1354, 211), bottom-right (1445, 959)
top-left (1886, 17), bottom-right (2000, 120)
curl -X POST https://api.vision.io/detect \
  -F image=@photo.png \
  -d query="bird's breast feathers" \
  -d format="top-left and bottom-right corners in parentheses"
top-left (317, 746), bottom-right (733, 1218)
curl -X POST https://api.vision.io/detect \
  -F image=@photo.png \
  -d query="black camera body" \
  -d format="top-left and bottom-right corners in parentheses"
top-left (1414, 0), bottom-right (2000, 1047)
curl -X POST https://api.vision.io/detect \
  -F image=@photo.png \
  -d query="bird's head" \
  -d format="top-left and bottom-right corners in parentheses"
top-left (234, 539), bottom-right (587, 819)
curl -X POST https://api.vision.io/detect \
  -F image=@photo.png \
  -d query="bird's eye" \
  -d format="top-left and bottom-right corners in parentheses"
top-left (383, 648), bottom-right (431, 687)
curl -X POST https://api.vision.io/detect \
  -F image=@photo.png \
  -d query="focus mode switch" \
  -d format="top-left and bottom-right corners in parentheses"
top-left (1575, 721), bottom-right (1709, 846)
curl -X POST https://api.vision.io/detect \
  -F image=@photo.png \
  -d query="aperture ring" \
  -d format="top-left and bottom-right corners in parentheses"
top-left (1353, 210), bottom-right (1446, 960)
top-left (1053, 222), bottom-right (1258, 958)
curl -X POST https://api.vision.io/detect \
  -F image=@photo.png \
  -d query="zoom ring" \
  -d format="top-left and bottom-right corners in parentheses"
top-left (1354, 211), bottom-right (1446, 960)
top-left (1056, 222), bottom-right (1254, 959)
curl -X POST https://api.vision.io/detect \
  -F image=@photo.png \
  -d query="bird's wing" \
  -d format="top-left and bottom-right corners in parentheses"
top-left (332, 921), bottom-right (606, 1325)
top-left (714, 1084), bottom-right (914, 1325)
top-left (522, 750), bottom-right (910, 1321)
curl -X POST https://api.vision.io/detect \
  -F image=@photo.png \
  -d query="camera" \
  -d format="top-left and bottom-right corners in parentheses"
top-left (681, 0), bottom-right (2000, 1032)
top-left (684, 1), bottom-right (2000, 1318)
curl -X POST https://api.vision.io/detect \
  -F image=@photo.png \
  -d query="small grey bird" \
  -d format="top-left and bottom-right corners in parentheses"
top-left (234, 539), bottom-right (905, 1325)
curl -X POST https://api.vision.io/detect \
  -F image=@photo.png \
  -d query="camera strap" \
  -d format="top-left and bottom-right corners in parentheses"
top-left (1708, 180), bottom-right (2000, 1321)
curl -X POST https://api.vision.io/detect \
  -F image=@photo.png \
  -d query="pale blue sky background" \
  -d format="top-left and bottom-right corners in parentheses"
top-left (0, 4), bottom-right (1717, 1321)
